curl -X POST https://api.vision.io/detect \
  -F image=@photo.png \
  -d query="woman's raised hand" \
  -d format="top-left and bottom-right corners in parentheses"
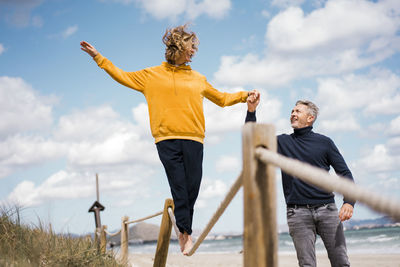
top-left (80, 41), bottom-right (99, 57)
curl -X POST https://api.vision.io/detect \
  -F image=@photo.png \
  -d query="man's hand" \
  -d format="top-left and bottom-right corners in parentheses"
top-left (247, 89), bottom-right (260, 112)
top-left (339, 203), bottom-right (353, 222)
top-left (80, 41), bottom-right (99, 57)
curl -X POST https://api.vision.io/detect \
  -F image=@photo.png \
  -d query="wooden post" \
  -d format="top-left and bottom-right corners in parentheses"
top-left (242, 123), bottom-right (278, 267)
top-left (100, 225), bottom-right (107, 254)
top-left (153, 198), bottom-right (175, 267)
top-left (89, 174), bottom-right (105, 238)
top-left (94, 227), bottom-right (100, 248)
top-left (96, 173), bottom-right (100, 202)
top-left (120, 216), bottom-right (129, 265)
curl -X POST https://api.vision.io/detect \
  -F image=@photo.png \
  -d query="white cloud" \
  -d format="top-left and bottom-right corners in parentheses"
top-left (354, 144), bottom-right (399, 174)
top-left (23, 171), bottom-right (94, 206)
top-left (54, 105), bottom-right (123, 142)
top-left (0, 76), bottom-right (54, 137)
top-left (204, 98), bottom-right (246, 135)
top-left (62, 25), bottom-right (78, 39)
top-left (1, 0), bottom-right (43, 27)
top-left (4, 159), bottom-right (158, 207)
top-left (136, 0), bottom-right (186, 21)
top-left (204, 88), bottom-right (282, 141)
top-left (134, 0), bottom-right (231, 20)
top-left (53, 105), bottom-right (158, 170)
top-left (214, 0), bottom-right (400, 87)
top-left (0, 44), bottom-right (4, 55)
top-left (215, 155), bottom-right (240, 173)
top-left (131, 102), bottom-right (152, 137)
top-left (0, 135), bottom-right (66, 179)
top-left (7, 181), bottom-right (39, 206)
top-left (214, 53), bottom-right (299, 87)
top-left (387, 136), bottom-right (400, 154)
top-left (186, 0), bottom-right (231, 19)
top-left (250, 89), bottom-right (282, 123)
top-left (366, 94), bottom-right (400, 115)
top-left (315, 68), bottom-right (400, 132)
top-left (0, 79), bottom-right (159, 180)
top-left (386, 116), bottom-right (400, 136)
top-left (319, 116), bottom-right (360, 133)
top-left (267, 1), bottom-right (398, 53)
top-left (199, 179), bottom-right (228, 199)
top-left (373, 177), bottom-right (400, 194)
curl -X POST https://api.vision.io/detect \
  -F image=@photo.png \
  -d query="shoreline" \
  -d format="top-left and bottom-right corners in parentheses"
top-left (128, 252), bottom-right (400, 267)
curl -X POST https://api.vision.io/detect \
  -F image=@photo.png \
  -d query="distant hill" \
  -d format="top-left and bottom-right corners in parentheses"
top-left (343, 215), bottom-right (399, 230)
top-left (107, 222), bottom-right (177, 245)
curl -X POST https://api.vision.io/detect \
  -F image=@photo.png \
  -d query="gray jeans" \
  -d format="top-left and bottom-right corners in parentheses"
top-left (286, 203), bottom-right (350, 267)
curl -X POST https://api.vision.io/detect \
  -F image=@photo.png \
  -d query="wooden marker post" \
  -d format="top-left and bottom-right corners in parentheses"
top-left (88, 174), bottom-right (105, 249)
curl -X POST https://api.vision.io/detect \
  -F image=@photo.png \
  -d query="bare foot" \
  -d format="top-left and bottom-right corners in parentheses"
top-left (178, 232), bottom-right (186, 252)
top-left (183, 234), bottom-right (193, 256)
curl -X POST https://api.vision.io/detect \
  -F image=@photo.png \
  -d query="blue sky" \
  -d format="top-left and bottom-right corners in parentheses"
top-left (1, 0), bottom-right (400, 236)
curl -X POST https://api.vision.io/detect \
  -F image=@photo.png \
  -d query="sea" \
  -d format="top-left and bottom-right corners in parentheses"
top-left (127, 227), bottom-right (400, 255)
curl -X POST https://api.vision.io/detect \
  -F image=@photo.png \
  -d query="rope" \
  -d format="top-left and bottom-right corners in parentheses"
top-left (100, 211), bottom-right (163, 238)
top-left (186, 172), bottom-right (243, 256)
top-left (95, 228), bottom-right (101, 237)
top-left (125, 210), bottom-right (163, 225)
top-left (167, 207), bottom-right (181, 240)
top-left (255, 147), bottom-right (400, 221)
top-left (104, 229), bottom-right (121, 237)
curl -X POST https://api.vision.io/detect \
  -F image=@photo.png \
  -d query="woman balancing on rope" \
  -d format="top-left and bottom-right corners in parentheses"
top-left (80, 24), bottom-right (260, 255)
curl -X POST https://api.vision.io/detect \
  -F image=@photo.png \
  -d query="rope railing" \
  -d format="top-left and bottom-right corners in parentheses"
top-left (95, 209), bottom-right (164, 265)
top-left (104, 229), bottom-right (121, 237)
top-left (95, 228), bottom-right (101, 237)
top-left (93, 123), bottom-right (400, 267)
top-left (125, 210), bottom-right (163, 225)
top-left (99, 211), bottom-right (163, 240)
top-left (255, 147), bottom-right (400, 221)
top-left (185, 172), bottom-right (243, 256)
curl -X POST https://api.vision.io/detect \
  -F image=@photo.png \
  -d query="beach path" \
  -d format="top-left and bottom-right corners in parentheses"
top-left (128, 253), bottom-right (400, 267)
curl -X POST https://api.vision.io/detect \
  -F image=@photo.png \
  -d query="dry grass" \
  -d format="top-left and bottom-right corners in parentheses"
top-left (0, 206), bottom-right (124, 267)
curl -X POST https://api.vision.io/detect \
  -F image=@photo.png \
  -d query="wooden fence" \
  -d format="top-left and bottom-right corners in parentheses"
top-left (95, 123), bottom-right (400, 267)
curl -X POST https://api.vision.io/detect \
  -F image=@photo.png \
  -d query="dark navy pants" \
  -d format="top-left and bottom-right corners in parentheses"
top-left (156, 139), bottom-right (203, 235)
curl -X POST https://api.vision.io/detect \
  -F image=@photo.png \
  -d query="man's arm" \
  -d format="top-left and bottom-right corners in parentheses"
top-left (327, 138), bottom-right (356, 221)
top-left (245, 90), bottom-right (260, 123)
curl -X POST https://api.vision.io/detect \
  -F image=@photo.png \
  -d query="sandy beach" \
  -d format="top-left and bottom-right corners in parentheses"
top-left (128, 253), bottom-right (400, 267)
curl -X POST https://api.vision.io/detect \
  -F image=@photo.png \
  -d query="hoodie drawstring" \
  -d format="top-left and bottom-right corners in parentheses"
top-left (172, 67), bottom-right (177, 95)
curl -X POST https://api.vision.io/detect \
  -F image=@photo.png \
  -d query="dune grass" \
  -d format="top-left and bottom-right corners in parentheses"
top-left (0, 206), bottom-right (124, 267)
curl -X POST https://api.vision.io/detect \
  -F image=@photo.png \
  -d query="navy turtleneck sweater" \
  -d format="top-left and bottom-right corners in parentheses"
top-left (245, 111), bottom-right (355, 206)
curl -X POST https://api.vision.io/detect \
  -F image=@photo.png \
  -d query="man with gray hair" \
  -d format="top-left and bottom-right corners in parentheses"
top-left (246, 98), bottom-right (355, 267)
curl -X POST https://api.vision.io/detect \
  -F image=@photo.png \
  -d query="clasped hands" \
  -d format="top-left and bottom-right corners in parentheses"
top-left (247, 89), bottom-right (260, 112)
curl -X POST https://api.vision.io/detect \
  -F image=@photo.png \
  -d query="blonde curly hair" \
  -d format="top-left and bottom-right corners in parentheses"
top-left (162, 24), bottom-right (199, 65)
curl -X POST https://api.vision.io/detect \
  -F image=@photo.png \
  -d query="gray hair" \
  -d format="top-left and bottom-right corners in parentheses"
top-left (296, 100), bottom-right (319, 122)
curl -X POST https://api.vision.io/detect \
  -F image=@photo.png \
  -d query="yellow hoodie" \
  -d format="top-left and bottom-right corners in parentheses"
top-left (93, 54), bottom-right (249, 143)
